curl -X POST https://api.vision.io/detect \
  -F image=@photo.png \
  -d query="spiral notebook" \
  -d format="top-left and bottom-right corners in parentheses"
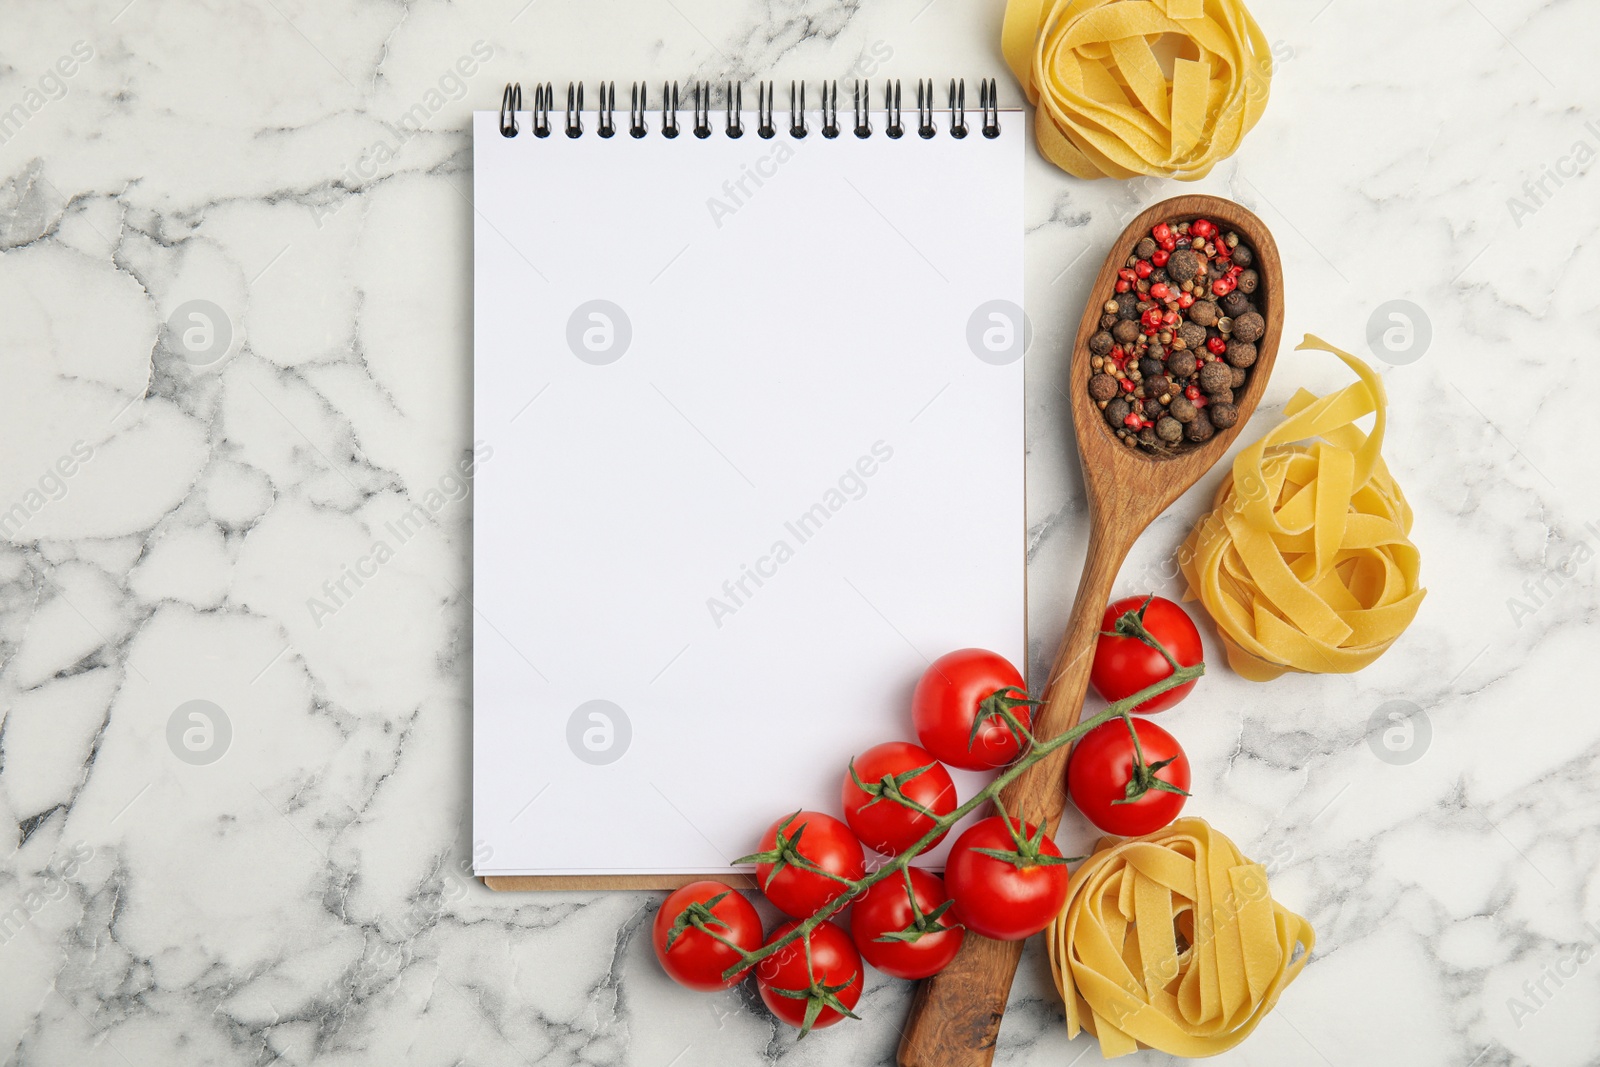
top-left (472, 80), bottom-right (1025, 886)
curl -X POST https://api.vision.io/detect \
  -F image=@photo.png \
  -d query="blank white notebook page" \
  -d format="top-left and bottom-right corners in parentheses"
top-left (472, 106), bottom-right (1024, 876)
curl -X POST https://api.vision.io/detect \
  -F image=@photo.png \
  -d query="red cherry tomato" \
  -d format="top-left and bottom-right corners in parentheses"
top-left (1068, 717), bottom-right (1190, 836)
top-left (756, 920), bottom-right (863, 1033)
top-left (850, 867), bottom-right (966, 979)
top-left (912, 649), bottom-right (1032, 771)
top-left (651, 880), bottom-right (763, 991)
top-left (744, 811), bottom-right (865, 918)
top-left (1089, 596), bottom-right (1203, 714)
top-left (944, 815), bottom-right (1070, 941)
top-left (841, 742), bottom-right (957, 856)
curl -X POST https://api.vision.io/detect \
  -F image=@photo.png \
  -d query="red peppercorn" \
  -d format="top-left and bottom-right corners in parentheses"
top-left (1152, 223), bottom-right (1171, 243)
top-left (1149, 283), bottom-right (1170, 300)
top-left (1193, 395), bottom-right (1209, 408)
top-left (1121, 378), bottom-right (1135, 393)
top-left (1152, 249), bottom-right (1170, 267)
top-left (1123, 413), bottom-right (1142, 428)
top-left (1110, 345), bottom-right (1124, 360)
top-left (1162, 309), bottom-right (1180, 326)
top-left (1211, 278), bottom-right (1232, 296)
top-left (1115, 279), bottom-right (1131, 293)
top-left (1135, 260), bottom-right (1153, 279)
top-left (1186, 384), bottom-right (1201, 401)
top-left (1191, 218), bottom-right (1214, 239)
top-left (1178, 292), bottom-right (1194, 308)
top-left (1118, 268), bottom-right (1136, 283)
top-left (1159, 236), bottom-right (1177, 252)
top-left (1207, 336), bottom-right (1227, 354)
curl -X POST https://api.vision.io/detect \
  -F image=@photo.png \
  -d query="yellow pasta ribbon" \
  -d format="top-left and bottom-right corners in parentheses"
top-left (1048, 818), bottom-right (1313, 1058)
top-left (1180, 335), bottom-right (1426, 681)
top-left (1001, 0), bottom-right (1273, 180)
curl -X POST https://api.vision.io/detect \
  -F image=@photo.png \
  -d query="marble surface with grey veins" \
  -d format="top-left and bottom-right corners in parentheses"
top-left (2, 0), bottom-right (1599, 1064)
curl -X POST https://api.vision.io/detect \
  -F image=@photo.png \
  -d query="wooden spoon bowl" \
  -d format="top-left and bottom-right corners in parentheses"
top-left (897, 194), bottom-right (1282, 1067)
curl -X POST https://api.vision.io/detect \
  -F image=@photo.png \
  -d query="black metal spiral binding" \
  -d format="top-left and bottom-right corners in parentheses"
top-left (500, 82), bottom-right (521, 137)
top-left (853, 80), bottom-right (871, 138)
top-left (726, 81), bottom-right (743, 137)
top-left (757, 81), bottom-right (775, 138)
top-left (692, 82), bottom-right (712, 138)
top-left (661, 81), bottom-right (679, 138)
top-left (789, 81), bottom-right (807, 138)
top-left (497, 80), bottom-right (1000, 140)
top-left (630, 83), bottom-right (648, 137)
top-left (597, 81), bottom-right (615, 138)
top-left (820, 82), bottom-right (839, 138)
top-left (533, 83), bottom-right (552, 137)
top-left (565, 83), bottom-right (583, 137)
top-left (949, 79), bottom-right (967, 139)
top-left (916, 79), bottom-right (936, 139)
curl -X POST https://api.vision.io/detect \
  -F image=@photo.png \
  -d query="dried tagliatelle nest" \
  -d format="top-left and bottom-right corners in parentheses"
top-left (1047, 818), bottom-right (1314, 1058)
top-left (1001, 0), bottom-right (1274, 180)
top-left (1180, 335), bottom-right (1426, 681)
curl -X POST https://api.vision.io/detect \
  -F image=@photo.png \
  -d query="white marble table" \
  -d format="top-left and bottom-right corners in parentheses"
top-left (3, 1), bottom-right (1598, 1064)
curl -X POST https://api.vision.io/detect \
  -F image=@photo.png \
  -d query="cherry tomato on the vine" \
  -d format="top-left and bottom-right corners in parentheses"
top-left (756, 920), bottom-right (863, 1034)
top-left (740, 811), bottom-right (865, 918)
top-left (841, 742), bottom-right (957, 856)
top-left (1089, 596), bottom-right (1203, 714)
top-left (944, 815), bottom-right (1070, 941)
top-left (1068, 717), bottom-right (1190, 837)
top-left (651, 880), bottom-right (762, 991)
top-left (912, 649), bottom-right (1033, 771)
top-left (849, 867), bottom-right (965, 979)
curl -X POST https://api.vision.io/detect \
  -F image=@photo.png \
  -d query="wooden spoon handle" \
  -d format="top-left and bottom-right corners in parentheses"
top-left (898, 516), bottom-right (1132, 1067)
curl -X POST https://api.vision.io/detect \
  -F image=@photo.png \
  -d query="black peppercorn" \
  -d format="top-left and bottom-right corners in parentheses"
top-left (1230, 365), bottom-right (1247, 389)
top-left (1224, 340), bottom-right (1256, 368)
top-left (1169, 396), bottom-right (1197, 423)
top-left (1198, 361), bottom-right (1232, 395)
top-left (1088, 373), bottom-right (1119, 401)
top-left (1211, 387), bottom-right (1234, 405)
top-left (1142, 397), bottom-right (1164, 420)
top-left (1116, 292), bottom-right (1139, 319)
top-left (1105, 398), bottom-right (1131, 425)
top-left (1188, 300), bottom-right (1220, 327)
top-left (1112, 319), bottom-right (1141, 345)
top-left (1139, 356), bottom-right (1165, 378)
top-left (1100, 312), bottom-right (1118, 330)
top-left (1166, 248), bottom-right (1203, 285)
top-left (1174, 323), bottom-right (1204, 352)
top-left (1184, 411), bottom-right (1215, 442)
top-left (1138, 426), bottom-right (1161, 449)
top-left (1220, 291), bottom-right (1252, 318)
top-left (1231, 311), bottom-right (1265, 344)
top-left (1210, 401), bottom-right (1239, 429)
top-left (1166, 351), bottom-right (1197, 380)
top-left (1144, 374), bottom-right (1171, 399)
top-left (1230, 244), bottom-right (1253, 268)
top-left (1156, 416), bottom-right (1183, 442)
top-left (1237, 269), bottom-right (1259, 294)
top-left (1089, 331), bottom-right (1115, 356)
top-left (1135, 236), bottom-right (1158, 259)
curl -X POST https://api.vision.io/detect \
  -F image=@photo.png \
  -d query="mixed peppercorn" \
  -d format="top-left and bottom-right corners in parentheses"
top-left (1085, 218), bottom-right (1265, 453)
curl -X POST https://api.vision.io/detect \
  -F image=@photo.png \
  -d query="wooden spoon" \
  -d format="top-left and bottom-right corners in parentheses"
top-left (896, 194), bottom-right (1282, 1067)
